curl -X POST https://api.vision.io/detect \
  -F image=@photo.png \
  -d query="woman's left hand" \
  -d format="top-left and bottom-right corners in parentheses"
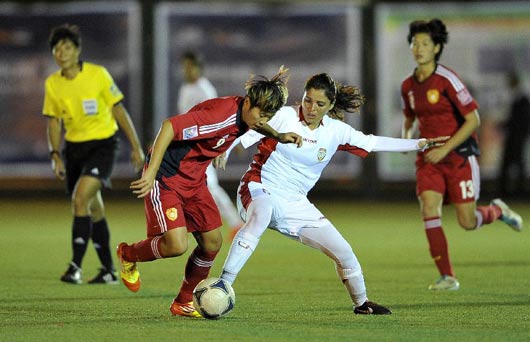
top-left (419, 136), bottom-right (450, 164)
top-left (130, 170), bottom-right (155, 198)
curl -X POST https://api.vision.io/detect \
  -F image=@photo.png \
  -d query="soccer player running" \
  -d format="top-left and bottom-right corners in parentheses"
top-left (177, 51), bottom-right (244, 240)
top-left (43, 24), bottom-right (145, 285)
top-left (401, 19), bottom-right (523, 291)
top-left (217, 73), bottom-right (447, 315)
top-left (117, 66), bottom-right (302, 317)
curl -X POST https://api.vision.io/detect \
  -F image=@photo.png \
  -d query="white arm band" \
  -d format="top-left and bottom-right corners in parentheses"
top-left (371, 136), bottom-right (423, 152)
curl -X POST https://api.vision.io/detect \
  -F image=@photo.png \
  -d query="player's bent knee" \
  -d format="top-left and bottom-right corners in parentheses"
top-left (203, 238), bottom-right (222, 253)
top-left (337, 266), bottom-right (362, 280)
top-left (458, 218), bottom-right (477, 230)
top-left (164, 244), bottom-right (188, 257)
top-left (160, 235), bottom-right (188, 257)
top-left (335, 253), bottom-right (361, 280)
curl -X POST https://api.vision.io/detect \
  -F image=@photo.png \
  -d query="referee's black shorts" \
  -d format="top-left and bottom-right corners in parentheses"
top-left (63, 135), bottom-right (119, 194)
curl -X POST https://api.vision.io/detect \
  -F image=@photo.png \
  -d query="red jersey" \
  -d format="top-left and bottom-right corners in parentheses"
top-left (151, 96), bottom-right (248, 189)
top-left (401, 64), bottom-right (480, 157)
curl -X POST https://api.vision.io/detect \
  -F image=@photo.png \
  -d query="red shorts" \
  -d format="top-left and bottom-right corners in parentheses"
top-left (416, 153), bottom-right (480, 204)
top-left (144, 180), bottom-right (222, 237)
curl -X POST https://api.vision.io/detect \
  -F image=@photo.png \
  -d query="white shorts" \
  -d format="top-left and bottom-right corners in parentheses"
top-left (237, 181), bottom-right (330, 237)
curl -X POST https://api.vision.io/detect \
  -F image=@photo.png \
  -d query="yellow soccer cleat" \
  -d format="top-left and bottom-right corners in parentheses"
top-left (116, 243), bottom-right (141, 292)
top-left (170, 299), bottom-right (202, 318)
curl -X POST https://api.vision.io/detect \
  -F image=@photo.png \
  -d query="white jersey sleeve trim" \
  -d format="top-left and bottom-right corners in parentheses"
top-left (436, 65), bottom-right (465, 92)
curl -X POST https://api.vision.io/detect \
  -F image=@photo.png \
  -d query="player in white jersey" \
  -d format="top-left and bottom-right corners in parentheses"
top-left (217, 73), bottom-right (447, 315)
top-left (177, 51), bottom-right (243, 239)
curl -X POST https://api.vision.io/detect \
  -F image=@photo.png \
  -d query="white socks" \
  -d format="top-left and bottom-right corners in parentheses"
top-left (220, 230), bottom-right (260, 284)
top-left (338, 266), bottom-right (367, 307)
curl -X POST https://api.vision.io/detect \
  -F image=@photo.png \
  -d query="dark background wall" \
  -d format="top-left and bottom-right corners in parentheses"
top-left (1, 0), bottom-right (528, 201)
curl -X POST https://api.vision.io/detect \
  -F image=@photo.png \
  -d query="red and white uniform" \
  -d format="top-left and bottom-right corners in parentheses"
top-left (239, 106), bottom-right (376, 196)
top-left (401, 64), bottom-right (480, 203)
top-left (233, 105), bottom-right (421, 235)
top-left (177, 74), bottom-right (242, 229)
top-left (221, 106), bottom-right (424, 306)
top-left (145, 96), bottom-right (248, 236)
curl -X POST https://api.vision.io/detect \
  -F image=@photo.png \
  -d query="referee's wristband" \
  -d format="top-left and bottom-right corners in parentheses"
top-left (49, 150), bottom-right (60, 158)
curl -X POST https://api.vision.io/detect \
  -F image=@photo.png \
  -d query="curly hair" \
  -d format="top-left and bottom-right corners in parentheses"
top-left (407, 18), bottom-right (448, 61)
top-left (304, 73), bottom-right (365, 121)
top-left (245, 66), bottom-right (290, 117)
top-left (49, 23), bottom-right (81, 51)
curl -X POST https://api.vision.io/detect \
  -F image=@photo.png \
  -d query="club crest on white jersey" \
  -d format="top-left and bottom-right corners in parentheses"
top-left (317, 148), bottom-right (327, 162)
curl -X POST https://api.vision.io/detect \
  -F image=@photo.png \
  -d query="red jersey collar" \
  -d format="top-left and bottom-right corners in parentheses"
top-left (298, 105), bottom-right (324, 126)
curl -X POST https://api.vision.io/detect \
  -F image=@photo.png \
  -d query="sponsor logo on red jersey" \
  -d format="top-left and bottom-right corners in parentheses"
top-left (183, 125), bottom-right (198, 139)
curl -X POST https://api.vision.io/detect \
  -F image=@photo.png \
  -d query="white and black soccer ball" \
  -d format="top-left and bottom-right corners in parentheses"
top-left (193, 278), bottom-right (236, 319)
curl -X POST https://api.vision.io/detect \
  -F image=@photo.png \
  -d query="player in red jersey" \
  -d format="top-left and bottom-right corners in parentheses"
top-left (401, 19), bottom-right (523, 291)
top-left (117, 66), bottom-right (302, 317)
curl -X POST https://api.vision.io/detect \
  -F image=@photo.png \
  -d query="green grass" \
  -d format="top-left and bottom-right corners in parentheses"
top-left (1, 197), bottom-right (529, 341)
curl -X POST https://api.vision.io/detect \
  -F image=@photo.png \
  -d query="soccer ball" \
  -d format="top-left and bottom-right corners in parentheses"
top-left (193, 278), bottom-right (236, 319)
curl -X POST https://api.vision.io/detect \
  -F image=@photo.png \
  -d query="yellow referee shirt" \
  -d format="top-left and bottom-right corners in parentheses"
top-left (42, 62), bottom-right (124, 142)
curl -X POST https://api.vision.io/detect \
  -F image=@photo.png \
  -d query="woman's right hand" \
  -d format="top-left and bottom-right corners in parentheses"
top-left (278, 132), bottom-right (303, 147)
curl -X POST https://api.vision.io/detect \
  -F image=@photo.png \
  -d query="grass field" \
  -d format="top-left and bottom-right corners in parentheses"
top-left (1, 197), bottom-right (529, 341)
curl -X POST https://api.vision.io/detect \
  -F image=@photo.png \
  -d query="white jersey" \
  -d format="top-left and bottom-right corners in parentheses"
top-left (239, 106), bottom-right (378, 196)
top-left (177, 77), bottom-right (217, 113)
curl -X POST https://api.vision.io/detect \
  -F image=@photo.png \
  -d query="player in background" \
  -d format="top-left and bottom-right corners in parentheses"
top-left (497, 71), bottom-right (530, 196)
top-left (217, 73), bottom-right (448, 315)
top-left (117, 66), bottom-right (302, 318)
top-left (401, 18), bottom-right (523, 291)
top-left (177, 51), bottom-right (243, 240)
top-left (43, 24), bottom-right (145, 285)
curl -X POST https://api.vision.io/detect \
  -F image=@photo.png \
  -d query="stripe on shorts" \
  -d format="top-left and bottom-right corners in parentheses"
top-left (469, 155), bottom-right (480, 200)
top-left (151, 180), bottom-right (167, 234)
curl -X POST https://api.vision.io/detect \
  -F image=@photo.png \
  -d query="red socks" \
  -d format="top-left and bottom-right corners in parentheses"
top-left (121, 238), bottom-right (219, 303)
top-left (175, 247), bottom-right (218, 303)
top-left (424, 217), bottom-right (454, 277)
top-left (122, 236), bottom-right (163, 262)
top-left (476, 205), bottom-right (502, 226)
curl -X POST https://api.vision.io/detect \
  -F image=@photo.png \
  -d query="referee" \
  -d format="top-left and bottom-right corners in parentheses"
top-left (43, 24), bottom-right (145, 284)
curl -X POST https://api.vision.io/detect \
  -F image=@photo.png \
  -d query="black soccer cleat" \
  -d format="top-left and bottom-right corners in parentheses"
top-left (60, 262), bottom-right (82, 284)
top-left (354, 301), bottom-right (392, 315)
top-left (88, 267), bottom-right (119, 284)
